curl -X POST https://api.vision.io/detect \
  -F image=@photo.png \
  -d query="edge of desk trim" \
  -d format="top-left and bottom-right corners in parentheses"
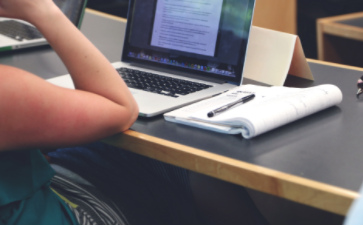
top-left (307, 58), bottom-right (363, 72)
top-left (85, 8), bottom-right (127, 23)
top-left (318, 12), bottom-right (363, 24)
top-left (103, 130), bottom-right (358, 216)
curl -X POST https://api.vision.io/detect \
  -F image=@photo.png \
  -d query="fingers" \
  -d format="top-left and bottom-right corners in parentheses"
top-left (0, 1), bottom-right (10, 18)
top-left (0, 1), bottom-right (4, 15)
top-left (0, 10), bottom-right (6, 18)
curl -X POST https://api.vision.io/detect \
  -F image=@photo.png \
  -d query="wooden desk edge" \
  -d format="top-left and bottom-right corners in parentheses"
top-left (85, 8), bottom-right (127, 23)
top-left (103, 131), bottom-right (358, 216)
top-left (318, 20), bottom-right (363, 42)
top-left (318, 12), bottom-right (363, 24)
top-left (307, 58), bottom-right (363, 72)
top-left (86, 9), bottom-right (361, 215)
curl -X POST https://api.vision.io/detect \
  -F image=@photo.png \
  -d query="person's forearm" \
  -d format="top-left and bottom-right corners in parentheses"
top-left (30, 7), bottom-right (137, 114)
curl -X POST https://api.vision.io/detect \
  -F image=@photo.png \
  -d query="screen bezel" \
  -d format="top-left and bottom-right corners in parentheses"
top-left (58, 0), bottom-right (88, 28)
top-left (121, 0), bottom-right (256, 85)
top-left (75, 0), bottom-right (88, 28)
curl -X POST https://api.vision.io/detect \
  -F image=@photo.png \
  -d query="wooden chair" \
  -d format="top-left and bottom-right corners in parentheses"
top-left (317, 12), bottom-right (363, 67)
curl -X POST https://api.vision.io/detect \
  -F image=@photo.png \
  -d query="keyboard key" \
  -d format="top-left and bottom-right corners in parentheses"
top-left (0, 20), bottom-right (43, 41)
top-left (117, 67), bottom-right (212, 98)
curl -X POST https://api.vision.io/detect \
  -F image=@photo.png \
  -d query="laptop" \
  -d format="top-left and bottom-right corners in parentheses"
top-left (0, 0), bottom-right (88, 52)
top-left (48, 0), bottom-right (256, 117)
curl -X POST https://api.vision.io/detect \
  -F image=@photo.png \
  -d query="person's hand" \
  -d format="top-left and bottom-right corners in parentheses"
top-left (0, 0), bottom-right (58, 24)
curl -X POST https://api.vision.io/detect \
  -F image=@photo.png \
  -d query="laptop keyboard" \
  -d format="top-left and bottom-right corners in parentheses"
top-left (116, 67), bottom-right (213, 98)
top-left (0, 20), bottom-right (43, 41)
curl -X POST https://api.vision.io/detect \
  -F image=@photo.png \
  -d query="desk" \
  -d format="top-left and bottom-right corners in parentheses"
top-left (317, 12), bottom-right (363, 68)
top-left (1, 9), bottom-right (363, 216)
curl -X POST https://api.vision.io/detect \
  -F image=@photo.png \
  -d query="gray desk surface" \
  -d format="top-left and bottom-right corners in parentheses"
top-left (2, 10), bottom-right (363, 215)
top-left (337, 17), bottom-right (363, 28)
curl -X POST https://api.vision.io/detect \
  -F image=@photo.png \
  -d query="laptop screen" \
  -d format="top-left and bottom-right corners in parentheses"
top-left (122, 0), bottom-right (255, 85)
top-left (54, 0), bottom-right (87, 26)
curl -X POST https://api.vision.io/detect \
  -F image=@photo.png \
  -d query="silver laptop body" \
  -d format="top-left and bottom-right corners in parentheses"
top-left (112, 61), bottom-right (238, 117)
top-left (111, 0), bottom-right (256, 117)
top-left (0, 0), bottom-right (88, 52)
top-left (113, 0), bottom-right (255, 117)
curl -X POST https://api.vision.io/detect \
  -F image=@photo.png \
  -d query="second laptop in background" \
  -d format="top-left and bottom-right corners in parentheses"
top-left (0, 0), bottom-right (88, 52)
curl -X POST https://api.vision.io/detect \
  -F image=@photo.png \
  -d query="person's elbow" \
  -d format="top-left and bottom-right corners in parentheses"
top-left (118, 101), bottom-right (139, 132)
top-left (126, 102), bottom-right (139, 130)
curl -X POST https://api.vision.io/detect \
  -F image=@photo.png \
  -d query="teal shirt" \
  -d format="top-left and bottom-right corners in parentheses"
top-left (345, 183), bottom-right (363, 225)
top-left (0, 150), bottom-right (78, 224)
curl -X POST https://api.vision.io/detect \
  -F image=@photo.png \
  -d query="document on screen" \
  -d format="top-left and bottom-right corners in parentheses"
top-left (150, 0), bottom-right (223, 57)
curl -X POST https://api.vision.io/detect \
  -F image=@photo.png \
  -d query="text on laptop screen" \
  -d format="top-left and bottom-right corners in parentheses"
top-left (151, 0), bottom-right (223, 57)
top-left (54, 0), bottom-right (85, 25)
top-left (122, 0), bottom-right (255, 84)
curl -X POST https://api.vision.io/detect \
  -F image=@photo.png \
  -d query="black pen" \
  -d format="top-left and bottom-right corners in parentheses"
top-left (207, 94), bottom-right (255, 118)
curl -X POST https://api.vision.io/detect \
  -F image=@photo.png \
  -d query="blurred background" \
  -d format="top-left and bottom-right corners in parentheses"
top-left (87, 0), bottom-right (363, 66)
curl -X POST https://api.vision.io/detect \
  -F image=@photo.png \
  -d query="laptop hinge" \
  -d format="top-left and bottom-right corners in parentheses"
top-left (227, 81), bottom-right (239, 86)
top-left (129, 62), bottom-right (226, 84)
